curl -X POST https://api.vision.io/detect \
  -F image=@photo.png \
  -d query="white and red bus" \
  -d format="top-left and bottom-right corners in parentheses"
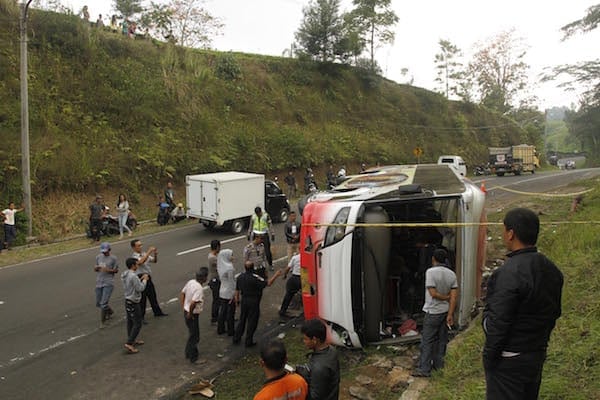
top-left (300, 164), bottom-right (487, 348)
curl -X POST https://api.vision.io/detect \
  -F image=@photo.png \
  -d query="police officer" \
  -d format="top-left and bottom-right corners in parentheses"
top-left (248, 207), bottom-right (275, 270)
top-left (233, 259), bottom-right (281, 347)
top-left (244, 230), bottom-right (269, 279)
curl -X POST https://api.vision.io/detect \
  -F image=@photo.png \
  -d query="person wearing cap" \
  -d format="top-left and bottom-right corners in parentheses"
top-left (233, 260), bottom-right (281, 347)
top-left (248, 207), bottom-right (275, 271)
top-left (89, 195), bottom-right (106, 242)
top-left (171, 202), bottom-right (187, 223)
top-left (94, 242), bottom-right (119, 327)
top-left (179, 267), bottom-right (208, 364)
top-left (244, 230), bottom-right (268, 280)
top-left (131, 239), bottom-right (168, 321)
top-left (122, 257), bottom-right (149, 354)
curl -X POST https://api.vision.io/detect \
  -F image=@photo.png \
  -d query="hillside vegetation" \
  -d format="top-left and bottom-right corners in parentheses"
top-left (0, 1), bottom-right (541, 240)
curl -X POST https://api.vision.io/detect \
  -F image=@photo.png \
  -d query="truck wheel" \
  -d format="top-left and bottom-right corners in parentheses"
top-left (230, 219), bottom-right (245, 234)
top-left (514, 171), bottom-right (521, 176)
top-left (278, 208), bottom-right (289, 223)
top-left (496, 172), bottom-right (505, 177)
top-left (202, 221), bottom-right (216, 230)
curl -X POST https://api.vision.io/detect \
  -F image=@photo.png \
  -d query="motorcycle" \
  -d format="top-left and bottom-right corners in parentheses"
top-left (474, 165), bottom-right (491, 176)
top-left (87, 209), bottom-right (137, 238)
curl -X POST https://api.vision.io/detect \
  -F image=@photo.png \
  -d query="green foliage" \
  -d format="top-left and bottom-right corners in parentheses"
top-left (113, 0), bottom-right (143, 20)
top-left (214, 53), bottom-right (241, 80)
top-left (434, 39), bottom-right (463, 99)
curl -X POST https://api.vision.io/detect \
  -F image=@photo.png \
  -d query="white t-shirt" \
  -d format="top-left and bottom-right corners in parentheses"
top-left (181, 279), bottom-right (204, 314)
top-left (2, 209), bottom-right (17, 225)
top-left (288, 254), bottom-right (301, 276)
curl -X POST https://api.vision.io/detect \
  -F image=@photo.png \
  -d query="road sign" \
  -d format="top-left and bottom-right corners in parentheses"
top-left (413, 147), bottom-right (423, 157)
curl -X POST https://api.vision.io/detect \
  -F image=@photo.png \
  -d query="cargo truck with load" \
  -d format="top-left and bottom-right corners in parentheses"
top-left (488, 144), bottom-right (539, 176)
top-left (186, 172), bottom-right (290, 234)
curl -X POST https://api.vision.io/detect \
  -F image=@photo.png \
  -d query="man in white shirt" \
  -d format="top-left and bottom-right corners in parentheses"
top-left (279, 253), bottom-right (302, 318)
top-left (2, 202), bottom-right (24, 251)
top-left (180, 267), bottom-right (208, 364)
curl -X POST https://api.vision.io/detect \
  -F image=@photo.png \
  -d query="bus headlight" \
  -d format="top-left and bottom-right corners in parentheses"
top-left (324, 207), bottom-right (350, 246)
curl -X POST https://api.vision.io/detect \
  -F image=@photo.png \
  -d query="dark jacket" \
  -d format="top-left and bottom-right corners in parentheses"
top-left (482, 247), bottom-right (563, 368)
top-left (299, 346), bottom-right (340, 400)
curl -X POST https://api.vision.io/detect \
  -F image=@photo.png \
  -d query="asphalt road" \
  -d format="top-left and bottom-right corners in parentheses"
top-left (1, 167), bottom-right (598, 400)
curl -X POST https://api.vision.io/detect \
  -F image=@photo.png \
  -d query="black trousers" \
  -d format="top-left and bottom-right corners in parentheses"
top-left (184, 312), bottom-right (200, 362)
top-left (217, 297), bottom-right (236, 335)
top-left (279, 275), bottom-right (301, 314)
top-left (90, 218), bottom-right (103, 241)
top-left (125, 300), bottom-right (142, 345)
top-left (208, 278), bottom-right (221, 323)
top-left (263, 235), bottom-right (273, 267)
top-left (233, 296), bottom-right (260, 345)
top-left (485, 351), bottom-right (546, 400)
top-left (138, 275), bottom-right (164, 318)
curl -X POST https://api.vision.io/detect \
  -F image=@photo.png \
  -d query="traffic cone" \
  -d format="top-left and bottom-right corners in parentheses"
top-left (480, 180), bottom-right (487, 194)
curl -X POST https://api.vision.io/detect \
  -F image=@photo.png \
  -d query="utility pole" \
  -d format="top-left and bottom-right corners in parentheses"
top-left (20, 0), bottom-right (34, 239)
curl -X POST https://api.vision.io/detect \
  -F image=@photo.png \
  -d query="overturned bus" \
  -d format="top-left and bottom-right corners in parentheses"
top-left (300, 164), bottom-right (487, 348)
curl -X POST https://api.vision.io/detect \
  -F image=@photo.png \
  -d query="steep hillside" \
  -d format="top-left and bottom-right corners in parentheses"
top-left (0, 2), bottom-right (543, 240)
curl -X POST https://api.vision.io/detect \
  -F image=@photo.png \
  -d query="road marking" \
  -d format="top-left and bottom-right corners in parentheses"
top-left (176, 235), bottom-right (246, 256)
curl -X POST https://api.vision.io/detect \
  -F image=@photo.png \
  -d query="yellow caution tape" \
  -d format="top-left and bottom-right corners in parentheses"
top-left (488, 186), bottom-right (593, 197)
top-left (303, 221), bottom-right (600, 228)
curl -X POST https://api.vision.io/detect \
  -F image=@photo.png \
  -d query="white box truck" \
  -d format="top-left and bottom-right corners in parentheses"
top-left (186, 172), bottom-right (290, 234)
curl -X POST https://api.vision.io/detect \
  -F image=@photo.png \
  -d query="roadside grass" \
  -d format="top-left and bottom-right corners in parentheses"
top-left (422, 177), bottom-right (600, 399)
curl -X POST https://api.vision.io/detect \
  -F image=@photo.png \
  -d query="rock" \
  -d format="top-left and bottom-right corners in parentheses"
top-left (372, 358), bottom-right (393, 369)
top-left (387, 366), bottom-right (411, 388)
top-left (348, 385), bottom-right (375, 400)
top-left (392, 356), bottom-right (414, 369)
top-left (354, 375), bottom-right (373, 385)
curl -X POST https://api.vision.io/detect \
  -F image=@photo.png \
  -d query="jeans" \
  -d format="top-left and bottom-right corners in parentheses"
top-left (217, 297), bottom-right (236, 335)
top-left (95, 285), bottom-right (114, 310)
top-left (125, 300), bottom-right (142, 345)
top-left (3, 224), bottom-right (16, 247)
top-left (485, 351), bottom-right (546, 400)
top-left (118, 213), bottom-right (131, 236)
top-left (279, 275), bottom-right (301, 315)
top-left (184, 312), bottom-right (200, 362)
top-left (418, 312), bottom-right (449, 373)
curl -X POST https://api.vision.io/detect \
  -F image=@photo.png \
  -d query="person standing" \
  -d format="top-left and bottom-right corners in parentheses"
top-left (412, 248), bottom-right (458, 377)
top-left (89, 195), bottom-right (105, 242)
top-left (179, 267), bottom-right (208, 364)
top-left (96, 14), bottom-right (104, 28)
top-left (116, 194), bottom-right (133, 239)
top-left (233, 261), bottom-right (281, 347)
top-left (122, 257), bottom-right (149, 354)
top-left (217, 249), bottom-right (236, 336)
top-left (279, 253), bottom-right (301, 318)
top-left (244, 231), bottom-right (268, 279)
top-left (131, 239), bottom-right (168, 321)
top-left (284, 171), bottom-right (297, 199)
top-left (296, 319), bottom-right (340, 400)
top-left (248, 207), bottom-right (274, 271)
top-left (483, 208), bottom-right (563, 400)
top-left (284, 211), bottom-right (301, 262)
top-left (207, 239), bottom-right (221, 325)
top-left (94, 242), bottom-right (119, 327)
top-left (254, 339), bottom-right (308, 400)
top-left (326, 165), bottom-right (336, 189)
top-left (2, 202), bottom-right (24, 251)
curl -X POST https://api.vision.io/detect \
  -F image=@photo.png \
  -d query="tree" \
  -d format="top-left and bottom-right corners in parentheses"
top-left (434, 39), bottom-right (462, 99)
top-left (467, 29), bottom-right (532, 113)
top-left (113, 0), bottom-right (143, 20)
top-left (142, 0), bottom-right (223, 48)
top-left (295, 0), bottom-right (354, 62)
top-left (346, 0), bottom-right (398, 71)
top-left (561, 3), bottom-right (600, 38)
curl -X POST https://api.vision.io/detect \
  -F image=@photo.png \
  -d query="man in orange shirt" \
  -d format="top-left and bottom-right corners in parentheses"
top-left (254, 339), bottom-right (307, 400)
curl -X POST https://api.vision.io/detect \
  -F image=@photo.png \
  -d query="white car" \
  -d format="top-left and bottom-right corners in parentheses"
top-left (437, 155), bottom-right (467, 176)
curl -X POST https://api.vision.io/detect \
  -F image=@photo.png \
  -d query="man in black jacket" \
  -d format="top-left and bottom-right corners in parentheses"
top-left (297, 319), bottom-right (340, 400)
top-left (483, 208), bottom-right (563, 400)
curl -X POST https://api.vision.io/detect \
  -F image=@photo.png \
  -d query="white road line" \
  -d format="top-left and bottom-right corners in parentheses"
top-left (176, 235), bottom-right (246, 256)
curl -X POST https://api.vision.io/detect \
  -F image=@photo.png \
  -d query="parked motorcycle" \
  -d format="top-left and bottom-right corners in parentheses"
top-left (474, 165), bottom-right (491, 176)
top-left (86, 209), bottom-right (137, 238)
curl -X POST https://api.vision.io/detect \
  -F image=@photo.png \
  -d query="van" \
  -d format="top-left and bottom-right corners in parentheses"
top-left (437, 155), bottom-right (467, 176)
top-left (300, 164), bottom-right (487, 348)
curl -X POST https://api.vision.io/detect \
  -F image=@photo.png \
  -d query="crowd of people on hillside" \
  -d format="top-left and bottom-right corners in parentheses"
top-left (79, 5), bottom-right (145, 40)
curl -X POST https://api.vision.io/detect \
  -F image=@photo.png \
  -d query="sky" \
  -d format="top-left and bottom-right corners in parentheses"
top-left (62, 0), bottom-right (599, 109)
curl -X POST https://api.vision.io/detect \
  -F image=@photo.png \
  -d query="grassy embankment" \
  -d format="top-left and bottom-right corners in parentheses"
top-left (196, 177), bottom-right (600, 400)
top-left (0, 0), bottom-right (541, 243)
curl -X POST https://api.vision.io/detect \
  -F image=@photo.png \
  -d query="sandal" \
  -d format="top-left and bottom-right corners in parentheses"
top-left (124, 344), bottom-right (139, 354)
top-left (134, 340), bottom-right (145, 346)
